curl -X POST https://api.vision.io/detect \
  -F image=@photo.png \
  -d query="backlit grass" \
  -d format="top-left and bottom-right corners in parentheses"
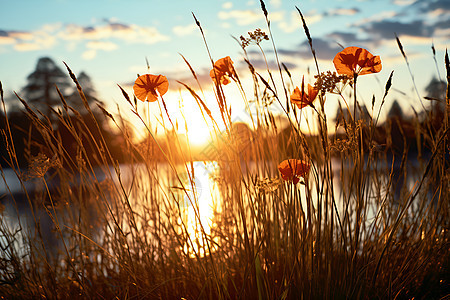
top-left (0, 2), bottom-right (448, 299)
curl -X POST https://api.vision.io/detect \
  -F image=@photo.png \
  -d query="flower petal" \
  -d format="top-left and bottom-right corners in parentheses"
top-left (333, 46), bottom-right (382, 76)
top-left (210, 56), bottom-right (235, 85)
top-left (133, 74), bottom-right (169, 102)
top-left (278, 159), bottom-right (311, 182)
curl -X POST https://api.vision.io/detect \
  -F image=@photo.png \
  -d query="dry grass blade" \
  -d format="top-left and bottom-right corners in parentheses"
top-left (383, 70), bottom-right (394, 101)
top-left (395, 34), bottom-right (407, 60)
top-left (395, 34), bottom-right (425, 111)
top-left (177, 81), bottom-right (212, 119)
top-left (259, 0), bottom-right (268, 18)
top-left (445, 49), bottom-right (450, 102)
top-left (295, 6), bottom-right (312, 48)
top-left (296, 6), bottom-right (320, 75)
top-left (117, 84), bottom-right (133, 107)
top-left (97, 103), bottom-right (115, 121)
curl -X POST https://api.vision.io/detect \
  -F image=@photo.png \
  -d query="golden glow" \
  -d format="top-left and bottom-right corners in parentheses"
top-left (185, 116), bottom-right (213, 148)
top-left (178, 161), bottom-right (221, 257)
top-left (177, 94), bottom-right (215, 148)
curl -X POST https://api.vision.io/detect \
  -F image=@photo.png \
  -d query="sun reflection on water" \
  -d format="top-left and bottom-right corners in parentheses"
top-left (173, 161), bottom-right (221, 257)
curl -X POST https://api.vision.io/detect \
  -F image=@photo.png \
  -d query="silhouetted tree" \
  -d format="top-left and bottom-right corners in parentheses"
top-left (335, 103), bottom-right (371, 126)
top-left (21, 57), bottom-right (71, 120)
top-left (425, 77), bottom-right (446, 122)
top-left (387, 100), bottom-right (403, 121)
top-left (425, 77), bottom-right (446, 102)
top-left (66, 71), bottom-right (102, 112)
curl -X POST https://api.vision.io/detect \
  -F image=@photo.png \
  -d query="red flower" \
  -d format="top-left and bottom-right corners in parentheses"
top-left (210, 56), bottom-right (236, 85)
top-left (133, 74), bottom-right (169, 102)
top-left (278, 159), bottom-right (311, 184)
top-left (290, 77), bottom-right (319, 109)
top-left (333, 47), bottom-right (382, 76)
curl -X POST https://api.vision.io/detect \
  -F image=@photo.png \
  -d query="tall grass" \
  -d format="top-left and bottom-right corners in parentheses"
top-left (0, 3), bottom-right (449, 299)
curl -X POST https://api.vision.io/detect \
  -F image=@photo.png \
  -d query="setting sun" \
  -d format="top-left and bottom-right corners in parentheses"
top-left (185, 120), bottom-right (213, 147)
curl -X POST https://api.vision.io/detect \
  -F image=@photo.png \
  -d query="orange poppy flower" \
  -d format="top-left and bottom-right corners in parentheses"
top-left (133, 74), bottom-right (169, 102)
top-left (290, 77), bottom-right (319, 109)
top-left (333, 46), bottom-right (382, 76)
top-left (210, 56), bottom-right (236, 85)
top-left (278, 159), bottom-right (311, 184)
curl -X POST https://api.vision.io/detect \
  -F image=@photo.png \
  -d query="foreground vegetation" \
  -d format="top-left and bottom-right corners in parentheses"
top-left (1, 3), bottom-right (449, 299)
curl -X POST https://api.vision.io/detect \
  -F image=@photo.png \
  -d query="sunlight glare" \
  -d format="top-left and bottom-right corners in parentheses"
top-left (179, 161), bottom-right (221, 257)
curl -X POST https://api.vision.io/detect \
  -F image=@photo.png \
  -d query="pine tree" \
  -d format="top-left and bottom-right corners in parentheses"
top-left (387, 100), bottom-right (403, 121)
top-left (21, 57), bottom-right (71, 119)
top-left (67, 71), bottom-right (102, 112)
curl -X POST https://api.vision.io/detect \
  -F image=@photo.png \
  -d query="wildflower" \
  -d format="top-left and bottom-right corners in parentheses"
top-left (24, 153), bottom-right (61, 180)
top-left (133, 74), bottom-right (169, 102)
top-left (314, 70), bottom-right (351, 95)
top-left (290, 77), bottom-right (319, 109)
top-left (210, 56), bottom-right (236, 85)
top-left (278, 159), bottom-right (311, 184)
top-left (333, 47), bottom-right (382, 76)
top-left (240, 28), bottom-right (269, 48)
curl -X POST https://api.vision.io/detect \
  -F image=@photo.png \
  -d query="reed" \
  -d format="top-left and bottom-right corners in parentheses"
top-left (0, 2), bottom-right (448, 299)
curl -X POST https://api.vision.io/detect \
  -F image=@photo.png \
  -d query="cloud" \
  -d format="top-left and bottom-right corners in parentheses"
top-left (325, 32), bottom-right (374, 48)
top-left (86, 40), bottom-right (118, 51)
top-left (62, 21), bottom-right (169, 44)
top-left (276, 7), bottom-right (357, 34)
top-left (364, 20), bottom-right (432, 39)
top-left (218, 9), bottom-right (264, 25)
top-left (173, 23), bottom-right (198, 37)
top-left (0, 20), bottom-right (169, 54)
top-left (277, 38), bottom-right (343, 61)
top-left (276, 10), bottom-right (324, 33)
top-left (422, 0), bottom-right (450, 14)
top-left (433, 19), bottom-right (450, 39)
top-left (353, 11), bottom-right (398, 27)
top-left (0, 28), bottom-right (56, 51)
top-left (0, 32), bottom-right (15, 45)
top-left (392, 0), bottom-right (417, 6)
top-left (82, 49), bottom-right (97, 60)
top-left (14, 43), bottom-right (42, 52)
top-left (270, 0), bottom-right (282, 9)
top-left (325, 8), bottom-right (360, 16)
top-left (222, 2), bottom-right (233, 9)
top-left (0, 30), bottom-right (35, 46)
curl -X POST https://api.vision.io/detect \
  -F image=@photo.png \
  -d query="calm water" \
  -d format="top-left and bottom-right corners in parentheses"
top-left (0, 156), bottom-right (429, 258)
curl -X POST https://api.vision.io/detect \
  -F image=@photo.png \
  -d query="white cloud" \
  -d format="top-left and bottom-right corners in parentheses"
top-left (86, 40), bottom-right (118, 51)
top-left (222, 2), bottom-right (233, 9)
top-left (278, 11), bottom-right (301, 33)
top-left (392, 0), bottom-right (416, 6)
top-left (328, 8), bottom-right (359, 16)
top-left (82, 49), bottom-right (97, 60)
top-left (172, 23), bottom-right (197, 36)
top-left (353, 11), bottom-right (397, 27)
top-left (0, 28), bottom-right (56, 51)
top-left (270, 0), bottom-right (282, 8)
top-left (8, 31), bottom-right (34, 41)
top-left (303, 12), bottom-right (323, 26)
top-left (428, 8), bottom-right (449, 17)
top-left (0, 20), bottom-right (170, 56)
top-left (218, 9), bottom-right (264, 25)
top-left (0, 36), bottom-right (15, 45)
top-left (61, 22), bottom-right (169, 44)
top-left (434, 27), bottom-right (450, 39)
top-left (14, 43), bottom-right (42, 52)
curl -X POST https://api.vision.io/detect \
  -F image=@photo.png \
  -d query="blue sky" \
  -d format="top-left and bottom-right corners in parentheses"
top-left (0, 0), bottom-right (449, 135)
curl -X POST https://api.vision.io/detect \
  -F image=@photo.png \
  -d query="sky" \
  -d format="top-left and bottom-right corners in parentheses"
top-left (0, 0), bottom-right (449, 139)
